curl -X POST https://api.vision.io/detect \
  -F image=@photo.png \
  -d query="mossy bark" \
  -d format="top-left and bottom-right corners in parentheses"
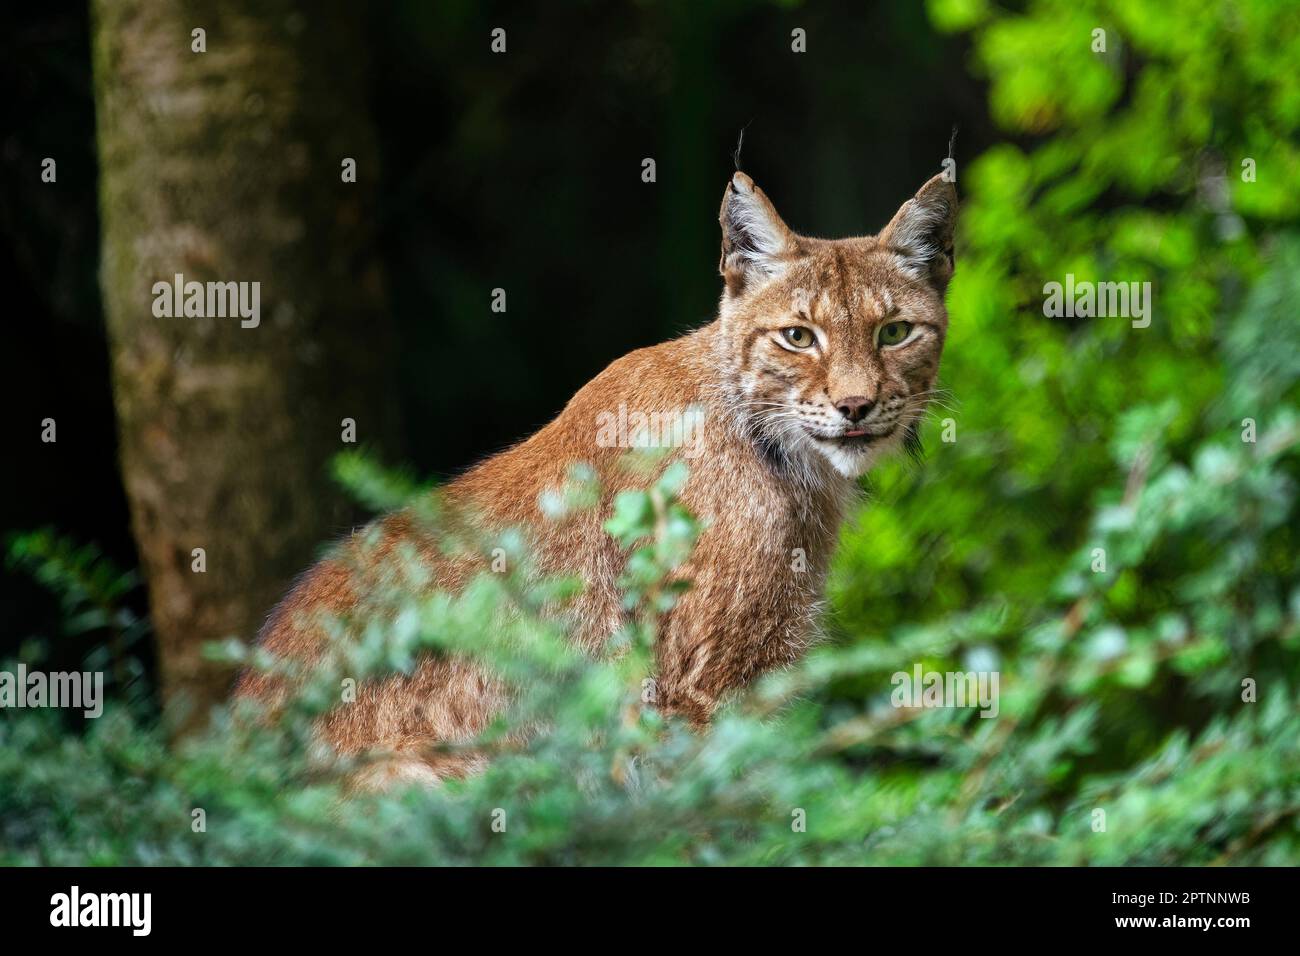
top-left (90, 0), bottom-right (398, 729)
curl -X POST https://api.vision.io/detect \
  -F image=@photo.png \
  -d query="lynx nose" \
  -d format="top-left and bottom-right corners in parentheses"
top-left (834, 395), bottom-right (875, 423)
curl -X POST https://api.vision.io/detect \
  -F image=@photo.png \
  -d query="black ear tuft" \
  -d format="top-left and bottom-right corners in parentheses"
top-left (733, 123), bottom-right (750, 171)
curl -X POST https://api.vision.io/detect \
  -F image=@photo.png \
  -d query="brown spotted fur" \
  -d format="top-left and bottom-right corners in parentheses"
top-left (234, 170), bottom-right (958, 788)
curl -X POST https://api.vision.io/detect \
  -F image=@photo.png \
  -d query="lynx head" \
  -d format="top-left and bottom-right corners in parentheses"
top-left (715, 170), bottom-right (957, 481)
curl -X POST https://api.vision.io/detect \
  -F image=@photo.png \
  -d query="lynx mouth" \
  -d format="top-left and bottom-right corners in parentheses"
top-left (810, 427), bottom-right (894, 449)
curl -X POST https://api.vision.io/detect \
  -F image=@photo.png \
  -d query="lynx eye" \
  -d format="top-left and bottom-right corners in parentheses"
top-left (878, 320), bottom-right (913, 347)
top-left (781, 327), bottom-right (815, 349)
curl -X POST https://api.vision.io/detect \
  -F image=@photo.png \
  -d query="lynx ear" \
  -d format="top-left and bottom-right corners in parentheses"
top-left (719, 172), bottom-right (799, 296)
top-left (879, 174), bottom-right (958, 290)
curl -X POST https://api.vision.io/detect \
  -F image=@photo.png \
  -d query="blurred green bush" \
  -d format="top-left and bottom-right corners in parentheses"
top-left (2, 0), bottom-right (1297, 864)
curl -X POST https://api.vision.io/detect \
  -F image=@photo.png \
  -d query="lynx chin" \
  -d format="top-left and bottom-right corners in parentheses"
top-left (235, 168), bottom-right (958, 790)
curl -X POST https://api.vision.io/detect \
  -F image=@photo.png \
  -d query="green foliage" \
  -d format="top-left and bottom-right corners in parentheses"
top-left (330, 448), bottom-right (435, 514)
top-left (4, 528), bottom-right (151, 709)
top-left (3, 0), bottom-right (1298, 865)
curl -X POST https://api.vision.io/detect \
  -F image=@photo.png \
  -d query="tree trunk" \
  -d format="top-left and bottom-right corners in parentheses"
top-left (90, 0), bottom-right (398, 730)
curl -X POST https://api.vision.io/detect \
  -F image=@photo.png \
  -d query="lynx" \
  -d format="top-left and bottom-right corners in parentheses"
top-left (235, 169), bottom-right (957, 788)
